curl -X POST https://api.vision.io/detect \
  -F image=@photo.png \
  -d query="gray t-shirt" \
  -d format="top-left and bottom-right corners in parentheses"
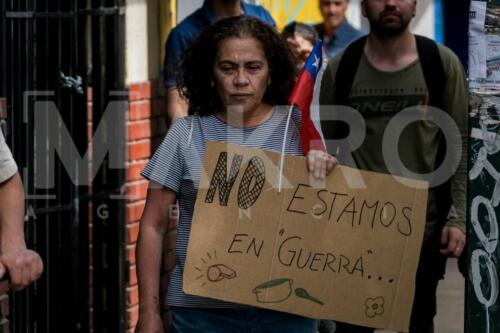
top-left (142, 106), bottom-right (303, 307)
top-left (0, 130), bottom-right (17, 183)
top-left (320, 45), bottom-right (468, 239)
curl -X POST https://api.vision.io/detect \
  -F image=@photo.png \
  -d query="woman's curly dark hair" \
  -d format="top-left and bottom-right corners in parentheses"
top-left (177, 16), bottom-right (297, 116)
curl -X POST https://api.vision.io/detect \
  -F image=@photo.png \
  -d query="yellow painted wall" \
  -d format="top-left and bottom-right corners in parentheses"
top-left (160, 0), bottom-right (177, 72)
top-left (259, 0), bottom-right (322, 30)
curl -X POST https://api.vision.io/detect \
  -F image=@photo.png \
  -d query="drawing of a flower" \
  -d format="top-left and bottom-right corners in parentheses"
top-left (365, 297), bottom-right (385, 318)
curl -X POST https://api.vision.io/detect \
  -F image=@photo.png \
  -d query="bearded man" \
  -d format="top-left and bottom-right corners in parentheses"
top-left (319, 1), bottom-right (468, 332)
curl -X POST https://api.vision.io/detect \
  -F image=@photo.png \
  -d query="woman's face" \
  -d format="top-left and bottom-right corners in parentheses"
top-left (213, 37), bottom-right (270, 115)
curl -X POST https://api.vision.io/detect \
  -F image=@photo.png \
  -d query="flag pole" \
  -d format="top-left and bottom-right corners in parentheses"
top-left (279, 40), bottom-right (325, 192)
top-left (278, 104), bottom-right (295, 193)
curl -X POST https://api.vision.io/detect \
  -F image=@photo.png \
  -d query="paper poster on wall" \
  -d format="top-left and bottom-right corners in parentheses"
top-left (469, 1), bottom-right (500, 90)
top-left (184, 142), bottom-right (428, 332)
top-left (471, 34), bottom-right (500, 90)
top-left (470, 0), bottom-right (488, 87)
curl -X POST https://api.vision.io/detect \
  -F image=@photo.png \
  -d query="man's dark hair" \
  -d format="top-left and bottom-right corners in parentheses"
top-left (178, 16), bottom-right (296, 116)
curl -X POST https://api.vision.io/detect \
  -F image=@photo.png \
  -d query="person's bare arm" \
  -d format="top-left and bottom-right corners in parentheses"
top-left (0, 173), bottom-right (43, 290)
top-left (135, 183), bottom-right (177, 333)
top-left (166, 87), bottom-right (189, 122)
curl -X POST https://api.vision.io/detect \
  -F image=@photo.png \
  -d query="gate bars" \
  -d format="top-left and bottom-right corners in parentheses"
top-left (0, 0), bottom-right (127, 332)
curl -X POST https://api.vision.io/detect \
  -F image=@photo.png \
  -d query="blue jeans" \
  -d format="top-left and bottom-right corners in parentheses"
top-left (171, 306), bottom-right (319, 333)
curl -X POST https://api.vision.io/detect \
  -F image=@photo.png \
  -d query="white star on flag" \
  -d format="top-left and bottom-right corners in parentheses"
top-left (312, 54), bottom-right (320, 70)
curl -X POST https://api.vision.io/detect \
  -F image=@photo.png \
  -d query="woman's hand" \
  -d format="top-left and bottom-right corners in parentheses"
top-left (306, 150), bottom-right (338, 179)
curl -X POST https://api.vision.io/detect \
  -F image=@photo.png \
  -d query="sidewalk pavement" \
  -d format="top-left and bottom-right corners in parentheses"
top-left (377, 258), bottom-right (465, 333)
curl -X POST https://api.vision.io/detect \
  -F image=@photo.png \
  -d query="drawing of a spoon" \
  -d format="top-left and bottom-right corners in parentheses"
top-left (295, 288), bottom-right (324, 305)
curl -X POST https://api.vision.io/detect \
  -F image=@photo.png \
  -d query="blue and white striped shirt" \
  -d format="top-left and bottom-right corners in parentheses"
top-left (142, 106), bottom-right (303, 307)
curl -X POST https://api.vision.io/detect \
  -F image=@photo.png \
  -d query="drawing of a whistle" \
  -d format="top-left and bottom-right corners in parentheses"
top-left (207, 264), bottom-right (237, 282)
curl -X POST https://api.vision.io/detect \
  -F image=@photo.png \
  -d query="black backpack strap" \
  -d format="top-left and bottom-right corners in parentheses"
top-left (335, 36), bottom-right (367, 105)
top-left (415, 35), bottom-right (446, 109)
top-left (415, 35), bottom-right (450, 230)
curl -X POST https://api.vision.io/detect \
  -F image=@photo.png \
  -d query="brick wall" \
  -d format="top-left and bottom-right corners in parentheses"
top-left (86, 80), bottom-right (172, 332)
top-left (125, 80), bottom-right (175, 332)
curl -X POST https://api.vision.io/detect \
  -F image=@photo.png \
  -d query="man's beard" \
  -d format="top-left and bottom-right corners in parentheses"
top-left (366, 8), bottom-right (412, 38)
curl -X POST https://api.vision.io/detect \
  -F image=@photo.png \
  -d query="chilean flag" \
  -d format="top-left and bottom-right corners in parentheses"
top-left (288, 40), bottom-right (326, 154)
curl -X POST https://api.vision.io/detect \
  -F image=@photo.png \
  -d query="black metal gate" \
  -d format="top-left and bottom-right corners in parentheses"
top-left (0, 0), bottom-right (126, 332)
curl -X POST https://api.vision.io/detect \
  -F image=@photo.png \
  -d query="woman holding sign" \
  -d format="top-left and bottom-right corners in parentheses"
top-left (136, 16), bottom-right (337, 333)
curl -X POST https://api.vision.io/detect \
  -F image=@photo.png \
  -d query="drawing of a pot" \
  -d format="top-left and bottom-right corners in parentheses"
top-left (252, 278), bottom-right (293, 303)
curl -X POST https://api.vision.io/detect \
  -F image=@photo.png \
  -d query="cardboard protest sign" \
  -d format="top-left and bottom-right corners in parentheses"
top-left (184, 141), bottom-right (428, 331)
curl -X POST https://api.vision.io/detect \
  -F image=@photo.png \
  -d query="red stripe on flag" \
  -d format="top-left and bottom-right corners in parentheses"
top-left (289, 72), bottom-right (326, 153)
top-left (288, 69), bottom-right (314, 112)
